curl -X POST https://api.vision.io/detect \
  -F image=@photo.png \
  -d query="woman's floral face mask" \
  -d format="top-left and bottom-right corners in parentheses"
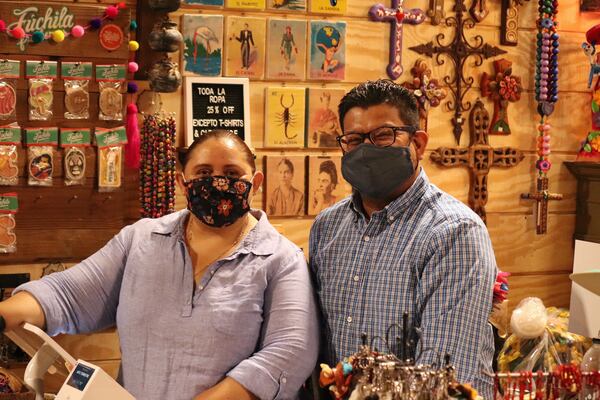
top-left (184, 175), bottom-right (253, 227)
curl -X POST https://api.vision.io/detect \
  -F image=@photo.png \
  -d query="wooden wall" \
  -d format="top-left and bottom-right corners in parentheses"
top-left (0, 0), bottom-right (596, 389)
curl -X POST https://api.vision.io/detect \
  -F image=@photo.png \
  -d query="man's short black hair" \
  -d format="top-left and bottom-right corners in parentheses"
top-left (338, 79), bottom-right (420, 131)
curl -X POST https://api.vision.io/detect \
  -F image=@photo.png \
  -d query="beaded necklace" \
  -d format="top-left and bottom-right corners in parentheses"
top-left (140, 113), bottom-right (176, 218)
top-left (534, 0), bottom-right (559, 176)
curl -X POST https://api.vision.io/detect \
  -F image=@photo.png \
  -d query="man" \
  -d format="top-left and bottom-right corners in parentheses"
top-left (233, 23), bottom-right (254, 69)
top-left (309, 79), bottom-right (497, 398)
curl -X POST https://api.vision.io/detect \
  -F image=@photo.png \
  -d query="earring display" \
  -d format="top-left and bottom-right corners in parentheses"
top-left (60, 129), bottom-right (91, 186)
top-left (95, 127), bottom-right (128, 192)
top-left (0, 60), bottom-right (19, 121)
top-left (25, 127), bottom-right (58, 187)
top-left (140, 112), bottom-right (177, 218)
top-left (0, 125), bottom-right (20, 186)
top-left (26, 61), bottom-right (57, 121)
top-left (0, 193), bottom-right (18, 254)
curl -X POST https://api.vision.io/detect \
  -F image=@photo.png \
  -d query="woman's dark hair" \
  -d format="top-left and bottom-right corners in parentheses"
top-left (277, 157), bottom-right (294, 174)
top-left (178, 130), bottom-right (256, 173)
top-left (338, 79), bottom-right (420, 131)
top-left (319, 160), bottom-right (338, 186)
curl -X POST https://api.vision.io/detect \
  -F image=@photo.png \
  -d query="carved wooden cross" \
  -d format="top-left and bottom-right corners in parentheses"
top-left (481, 58), bottom-right (523, 135)
top-left (427, 0), bottom-right (445, 25)
top-left (409, 0), bottom-right (506, 144)
top-left (467, 0), bottom-right (529, 45)
top-left (520, 177), bottom-right (563, 234)
top-left (369, 0), bottom-right (426, 80)
top-left (401, 59), bottom-right (447, 130)
top-left (430, 99), bottom-right (524, 223)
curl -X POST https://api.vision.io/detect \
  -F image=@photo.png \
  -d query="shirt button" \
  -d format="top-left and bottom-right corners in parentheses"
top-left (353, 275), bottom-right (359, 282)
top-left (281, 377), bottom-right (287, 384)
top-left (210, 270), bottom-right (215, 275)
top-left (198, 285), bottom-right (204, 291)
top-left (364, 236), bottom-right (370, 242)
top-left (389, 216), bottom-right (395, 222)
top-left (347, 316), bottom-right (353, 323)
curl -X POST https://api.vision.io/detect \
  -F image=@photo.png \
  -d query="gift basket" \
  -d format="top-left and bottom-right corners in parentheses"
top-left (0, 367), bottom-right (35, 400)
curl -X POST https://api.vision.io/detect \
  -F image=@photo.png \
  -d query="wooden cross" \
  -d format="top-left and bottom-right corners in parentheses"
top-left (500, 0), bottom-right (530, 46)
top-left (409, 0), bottom-right (506, 144)
top-left (427, 0), bottom-right (445, 25)
top-left (480, 58), bottom-right (523, 135)
top-left (401, 59), bottom-right (447, 130)
top-left (430, 99), bottom-right (524, 223)
top-left (520, 177), bottom-right (563, 234)
top-left (369, 0), bottom-right (426, 80)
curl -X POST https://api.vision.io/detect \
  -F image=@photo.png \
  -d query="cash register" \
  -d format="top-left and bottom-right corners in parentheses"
top-left (4, 323), bottom-right (135, 400)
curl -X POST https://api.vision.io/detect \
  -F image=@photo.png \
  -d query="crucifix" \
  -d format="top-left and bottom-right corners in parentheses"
top-left (369, 0), bottom-right (426, 80)
top-left (409, 0), bottom-right (506, 144)
top-left (430, 99), bottom-right (524, 223)
top-left (401, 59), bottom-right (447, 130)
top-left (520, 177), bottom-right (563, 234)
top-left (480, 58), bottom-right (523, 135)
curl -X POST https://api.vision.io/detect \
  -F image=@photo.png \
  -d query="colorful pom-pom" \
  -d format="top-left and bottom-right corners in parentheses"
top-left (31, 31), bottom-right (45, 44)
top-left (128, 62), bottom-right (139, 73)
top-left (10, 27), bottom-right (25, 40)
top-left (0, 20), bottom-right (6, 33)
top-left (51, 30), bottom-right (65, 43)
top-left (105, 5), bottom-right (119, 19)
top-left (130, 20), bottom-right (138, 31)
top-left (128, 40), bottom-right (139, 51)
top-left (90, 18), bottom-right (103, 29)
top-left (71, 25), bottom-right (85, 38)
top-left (127, 82), bottom-right (139, 94)
top-left (118, 2), bottom-right (127, 9)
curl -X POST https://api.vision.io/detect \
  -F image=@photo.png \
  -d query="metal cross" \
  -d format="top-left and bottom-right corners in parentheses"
top-left (369, 0), bottom-right (426, 80)
top-left (409, 0), bottom-right (506, 144)
top-left (430, 99), bottom-right (524, 223)
top-left (520, 177), bottom-right (563, 234)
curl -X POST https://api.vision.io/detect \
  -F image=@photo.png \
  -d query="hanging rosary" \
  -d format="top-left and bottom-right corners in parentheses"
top-left (520, 0), bottom-right (562, 234)
top-left (140, 112), bottom-right (176, 218)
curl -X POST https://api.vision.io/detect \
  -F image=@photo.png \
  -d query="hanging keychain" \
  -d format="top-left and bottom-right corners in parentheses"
top-left (0, 60), bottom-right (19, 121)
top-left (60, 128), bottom-right (90, 186)
top-left (25, 127), bottom-right (58, 186)
top-left (62, 62), bottom-right (92, 120)
top-left (26, 61), bottom-right (57, 121)
top-left (96, 127), bottom-right (127, 191)
top-left (96, 64), bottom-right (126, 121)
top-left (0, 192), bottom-right (17, 254)
top-left (0, 124), bottom-right (21, 186)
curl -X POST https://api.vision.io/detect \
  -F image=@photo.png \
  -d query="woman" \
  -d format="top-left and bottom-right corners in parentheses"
top-left (0, 130), bottom-right (319, 400)
top-left (267, 158), bottom-right (305, 216)
top-left (311, 160), bottom-right (338, 215)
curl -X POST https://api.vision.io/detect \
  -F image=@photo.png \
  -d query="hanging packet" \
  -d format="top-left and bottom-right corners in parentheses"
top-left (0, 124), bottom-right (21, 186)
top-left (26, 61), bottom-right (57, 121)
top-left (96, 64), bottom-right (126, 121)
top-left (24, 127), bottom-right (58, 186)
top-left (0, 60), bottom-right (20, 121)
top-left (0, 193), bottom-right (18, 253)
top-left (62, 62), bottom-right (92, 120)
top-left (60, 128), bottom-right (91, 186)
top-left (96, 127), bottom-right (127, 191)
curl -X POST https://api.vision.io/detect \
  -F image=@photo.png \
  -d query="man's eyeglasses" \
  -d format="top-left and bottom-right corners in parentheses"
top-left (336, 126), bottom-right (417, 153)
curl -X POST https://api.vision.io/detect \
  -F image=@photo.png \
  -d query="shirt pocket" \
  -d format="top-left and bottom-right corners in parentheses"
top-left (208, 282), bottom-right (264, 338)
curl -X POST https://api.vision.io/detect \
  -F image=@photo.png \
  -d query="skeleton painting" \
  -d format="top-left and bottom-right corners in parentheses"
top-left (264, 87), bottom-right (306, 148)
top-left (182, 14), bottom-right (224, 77)
top-left (264, 155), bottom-right (306, 217)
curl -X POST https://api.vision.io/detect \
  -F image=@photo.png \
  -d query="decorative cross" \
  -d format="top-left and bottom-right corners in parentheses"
top-left (469, 0), bottom-right (489, 22)
top-left (401, 59), bottom-right (447, 130)
top-left (500, 0), bottom-right (530, 46)
top-left (430, 99), bottom-right (524, 223)
top-left (427, 0), bottom-right (446, 25)
top-left (409, 0), bottom-right (506, 144)
top-left (520, 177), bottom-right (562, 234)
top-left (369, 0), bottom-right (426, 80)
top-left (480, 58), bottom-right (523, 135)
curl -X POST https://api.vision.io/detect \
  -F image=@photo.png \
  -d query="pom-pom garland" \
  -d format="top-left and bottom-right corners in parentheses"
top-left (130, 20), bottom-right (138, 31)
top-left (105, 5), bottom-right (119, 19)
top-left (51, 30), bottom-right (65, 43)
top-left (10, 27), bottom-right (25, 39)
top-left (128, 40), bottom-right (139, 51)
top-left (71, 25), bottom-right (85, 38)
top-left (128, 62), bottom-right (139, 73)
top-left (0, 20), bottom-right (6, 33)
top-left (31, 30), bottom-right (45, 43)
top-left (127, 82), bottom-right (139, 94)
top-left (90, 18), bottom-right (103, 30)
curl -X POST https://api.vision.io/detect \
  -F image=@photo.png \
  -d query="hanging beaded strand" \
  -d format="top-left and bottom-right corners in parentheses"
top-left (140, 113), bottom-right (176, 218)
top-left (534, 0), bottom-right (559, 179)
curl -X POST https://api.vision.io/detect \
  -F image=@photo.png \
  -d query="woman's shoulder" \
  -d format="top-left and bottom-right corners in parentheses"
top-left (122, 210), bottom-right (188, 239)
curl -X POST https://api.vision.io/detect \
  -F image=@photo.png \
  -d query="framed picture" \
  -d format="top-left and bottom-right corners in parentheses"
top-left (307, 155), bottom-right (351, 215)
top-left (306, 87), bottom-right (345, 148)
top-left (225, 16), bottom-right (266, 79)
top-left (308, 21), bottom-right (346, 81)
top-left (264, 86), bottom-right (306, 148)
top-left (181, 14), bottom-right (224, 77)
top-left (183, 0), bottom-right (224, 7)
top-left (264, 155), bottom-right (306, 217)
top-left (309, 0), bottom-right (347, 14)
top-left (581, 0), bottom-right (600, 11)
top-left (226, 0), bottom-right (265, 10)
top-left (267, 0), bottom-right (306, 11)
top-left (184, 77), bottom-right (251, 147)
top-left (266, 18), bottom-right (307, 80)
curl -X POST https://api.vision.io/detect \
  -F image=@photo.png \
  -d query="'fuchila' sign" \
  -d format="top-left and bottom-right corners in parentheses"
top-left (8, 6), bottom-right (75, 51)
